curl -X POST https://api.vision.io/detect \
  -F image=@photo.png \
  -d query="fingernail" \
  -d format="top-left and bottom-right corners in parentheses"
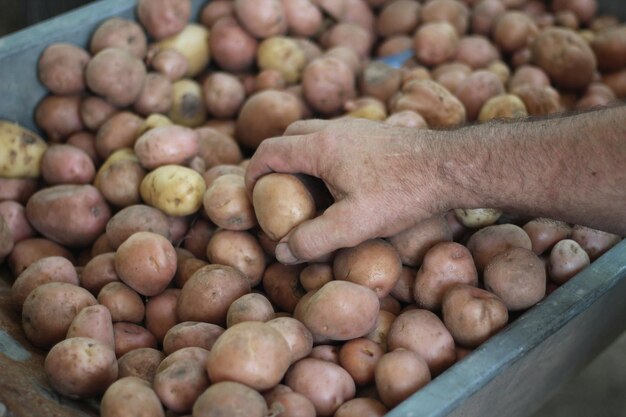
top-left (276, 243), bottom-right (299, 265)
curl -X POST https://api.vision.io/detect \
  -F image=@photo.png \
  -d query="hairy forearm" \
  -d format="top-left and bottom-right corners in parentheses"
top-left (428, 104), bottom-right (626, 235)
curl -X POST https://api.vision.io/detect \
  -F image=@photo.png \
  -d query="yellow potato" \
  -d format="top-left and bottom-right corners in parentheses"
top-left (140, 165), bottom-right (206, 216)
top-left (157, 24), bottom-right (210, 77)
top-left (0, 121), bottom-right (48, 178)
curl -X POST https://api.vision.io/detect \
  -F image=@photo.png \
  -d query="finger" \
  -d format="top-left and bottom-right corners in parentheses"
top-left (275, 199), bottom-right (375, 264)
top-left (244, 135), bottom-right (319, 194)
top-left (284, 119), bottom-right (332, 136)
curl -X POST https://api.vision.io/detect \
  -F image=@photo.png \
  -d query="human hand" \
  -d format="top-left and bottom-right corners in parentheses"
top-left (245, 118), bottom-right (453, 264)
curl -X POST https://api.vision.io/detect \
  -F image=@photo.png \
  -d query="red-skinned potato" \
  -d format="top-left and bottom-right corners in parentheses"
top-left (226, 293), bottom-right (275, 327)
top-left (105, 204), bottom-right (170, 249)
top-left (334, 398), bottom-right (388, 417)
top-left (266, 316), bottom-right (313, 363)
top-left (375, 348), bottom-right (431, 408)
top-left (234, 0), bottom-right (287, 38)
top-left (414, 22), bottom-right (459, 67)
top-left (203, 175), bottom-right (257, 231)
top-left (388, 215), bottom-right (452, 267)
top-left (149, 48), bottom-right (190, 81)
top-left (420, 0), bottom-right (469, 35)
top-left (162, 321), bottom-right (224, 354)
top-left (94, 112), bottom-right (143, 159)
top-left (493, 11), bottom-right (538, 54)
top-left (339, 338), bottom-right (385, 386)
top-left (117, 347), bottom-right (164, 383)
top-left (193, 381), bottom-right (267, 417)
top-left (471, 0), bottom-right (506, 36)
top-left (266, 391), bottom-right (317, 417)
top-left (548, 239), bottom-right (591, 285)
top-left (8, 237), bottom-right (74, 276)
top-left (66, 305), bottom-right (115, 350)
top-left (365, 309), bottom-right (396, 352)
top-left (100, 377), bottom-right (165, 417)
top-left (97, 282), bottom-right (145, 323)
top-left (466, 224), bottom-right (533, 272)
top-left (38, 43), bottom-right (90, 95)
top-left (133, 72), bottom-right (173, 116)
top-left (299, 263), bottom-right (333, 292)
top-left (302, 56), bottom-right (357, 115)
top-left (137, 0), bottom-right (191, 40)
top-left (210, 17), bottom-right (258, 72)
top-left (523, 218), bottom-right (572, 255)
top-left (281, 0), bottom-right (323, 37)
top-left (206, 229), bottom-right (266, 286)
top-left (376, 0), bottom-right (420, 37)
top-left (203, 72), bottom-right (246, 119)
top-left (81, 252), bottom-right (119, 295)
top-left (392, 79), bottom-right (466, 127)
top-left (200, 0), bottom-right (235, 27)
top-left (86, 48), bottom-right (147, 107)
top-left (35, 95), bottom-right (84, 141)
top-left (41, 144), bottom-right (95, 185)
top-left (90, 18), bottom-right (147, 59)
top-left (153, 359), bottom-right (209, 414)
top-left (570, 225), bottom-right (621, 261)
top-left (112, 322), bottom-right (158, 358)
top-left (262, 263), bottom-right (306, 314)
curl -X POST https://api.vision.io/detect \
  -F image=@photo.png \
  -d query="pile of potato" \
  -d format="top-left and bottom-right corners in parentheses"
top-left (0, 0), bottom-right (624, 416)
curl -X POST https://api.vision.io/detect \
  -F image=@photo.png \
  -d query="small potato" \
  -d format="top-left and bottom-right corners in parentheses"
top-left (182, 217), bottom-right (216, 260)
top-left (134, 125), bottom-right (198, 169)
top-left (235, 0), bottom-right (287, 38)
top-left (266, 316), bottom-right (313, 363)
top-left (455, 35), bottom-right (500, 69)
top-left (414, 242), bottom-right (478, 311)
top-left (0, 201), bottom-right (34, 243)
top-left (392, 79), bottom-right (466, 128)
top-left (137, 0), bottom-right (191, 40)
top-left (571, 225), bottom-right (621, 261)
top-left (133, 72), bottom-right (173, 116)
top-left (377, 35), bottom-right (414, 57)
top-left (210, 17), bottom-right (258, 72)
top-left (41, 144), bottom-right (95, 185)
top-left (281, 0), bottom-right (323, 37)
top-left (339, 338), bottom-right (384, 386)
top-left (360, 62), bottom-right (402, 103)
top-left (157, 346), bottom-right (210, 374)
top-left (375, 349), bottom-right (431, 408)
top-left (177, 264), bottom-right (250, 325)
top-left (98, 282), bottom-right (145, 323)
top-left (144, 288), bottom-right (180, 343)
top-left (101, 377), bottom-right (164, 417)
top-left (364, 310), bottom-right (396, 352)
top-left (45, 337), bottom-right (118, 398)
top-left (388, 215), bottom-right (452, 267)
top-left (531, 27), bottom-right (597, 91)
top-left (548, 239), bottom-right (591, 285)
top-left (113, 322), bottom-right (158, 358)
top-left (236, 90), bottom-right (303, 149)
top-left (603, 68), bottom-right (626, 99)
top-left (157, 24), bottom-right (211, 77)
top-left (38, 43), bottom-right (90, 95)
top-left (513, 85), bottom-right (562, 116)
top-left (466, 224), bottom-right (532, 272)
top-left (299, 263), bottom-right (333, 292)
top-left (11, 256), bottom-right (78, 311)
top-left (523, 218), bottom-right (572, 255)
top-left (471, 0), bottom-right (505, 36)
top-left (207, 321), bottom-right (291, 390)
top-left (200, 1), bottom-right (235, 27)
top-left (453, 208), bottom-right (502, 228)
top-left (86, 48), bottom-right (146, 107)
top-left (334, 398), bottom-right (388, 417)
top-left (66, 304), bottom-right (115, 349)
top-left (203, 175), bottom-right (256, 230)
top-left (193, 381), bottom-right (267, 417)
top-left (262, 263), bottom-right (306, 313)
top-left (168, 78), bottom-right (207, 127)
top-left (206, 229), bottom-right (266, 286)
top-left (414, 22), bottom-right (459, 67)
top-left (285, 358), bottom-right (356, 417)
top-left (483, 247), bottom-right (546, 311)
top-left (106, 204), bottom-right (170, 249)
top-left (154, 359), bottom-right (209, 413)
top-left (591, 26), bottom-right (626, 71)
top-left (149, 48), bottom-right (190, 81)
top-left (95, 111), bottom-right (143, 159)
top-left (226, 293), bottom-right (274, 327)
top-left (66, 132), bottom-right (100, 165)
top-left (0, 178), bottom-right (38, 204)
top-left (97, 158), bottom-right (146, 208)
top-left (8, 237), bottom-right (74, 276)
top-left (0, 120), bottom-right (48, 178)
top-left (26, 184), bottom-right (110, 248)
top-left (431, 62), bottom-right (472, 94)
top-left (442, 284), bottom-right (508, 348)
top-left (252, 173), bottom-right (315, 241)
top-left (140, 164), bottom-right (206, 216)
top-left (333, 239), bottom-right (402, 298)
top-left (387, 309), bottom-right (456, 376)
top-left (22, 282), bottom-right (97, 348)
top-left (321, 22), bottom-right (373, 59)
top-left (302, 56), bottom-right (356, 115)
top-left (202, 73), bottom-right (246, 119)
top-left (35, 95), bottom-right (84, 141)
top-left (80, 252), bottom-right (119, 295)
top-left (298, 280), bottom-right (379, 341)
top-left (117, 347), bottom-right (164, 383)
top-left (80, 96), bottom-right (118, 132)
top-left (309, 344), bottom-right (340, 363)
top-left (266, 391), bottom-right (317, 417)
top-left (196, 127), bottom-right (243, 169)
top-left (478, 94), bottom-right (528, 121)
top-left (258, 36), bottom-right (307, 84)
top-left (493, 12), bottom-right (538, 53)
top-left (420, 0), bottom-right (469, 35)
top-left (509, 65), bottom-right (551, 90)
top-left (454, 70), bottom-right (505, 121)
top-left (90, 18), bottom-right (147, 59)
top-left (376, 0), bottom-right (420, 37)
top-left (162, 322), bottom-right (224, 355)
top-left (115, 231), bottom-right (177, 297)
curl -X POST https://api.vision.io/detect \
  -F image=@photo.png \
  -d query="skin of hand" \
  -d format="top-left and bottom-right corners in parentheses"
top-left (245, 105), bottom-right (626, 264)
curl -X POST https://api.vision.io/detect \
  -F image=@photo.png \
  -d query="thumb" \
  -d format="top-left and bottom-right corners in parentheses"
top-left (275, 199), bottom-right (374, 264)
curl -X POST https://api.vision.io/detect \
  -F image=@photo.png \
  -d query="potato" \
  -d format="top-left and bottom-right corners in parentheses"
top-left (210, 17), bottom-right (258, 72)
top-left (140, 164), bottom-right (206, 216)
top-left (0, 178), bottom-right (38, 204)
top-left (414, 242), bottom-right (478, 311)
top-left (97, 158), bottom-right (146, 208)
top-left (523, 218), bottom-right (572, 255)
top-left (376, 0), bottom-right (420, 38)
top-left (11, 256), bottom-right (78, 311)
top-left (114, 231), bottom-right (176, 297)
top-left (38, 43), bottom-right (90, 95)
top-left (236, 90), bottom-right (303, 149)
top-left (86, 48), bottom-right (146, 107)
top-left (149, 48), bottom-right (190, 81)
top-left (196, 127), bottom-right (243, 169)
top-left (162, 321), bottom-right (224, 354)
top-left (177, 264), bottom-right (250, 325)
top-left (333, 239), bottom-right (402, 298)
top-left (22, 282), bottom-right (97, 348)
top-left (302, 56), bottom-right (356, 115)
top-left (553, 0), bottom-right (597, 25)
top-left (132, 73), bottom-right (173, 116)
top-left (45, 337), bottom-right (118, 398)
top-left (117, 347), bottom-right (165, 383)
top-left (206, 229), bottom-right (266, 286)
top-left (8, 237), bottom-right (74, 276)
top-left (66, 304), bottom-right (115, 349)
top-left (0, 121), bottom-right (47, 178)
top-left (113, 322), bottom-right (158, 358)
top-left (101, 377), bottom-right (165, 417)
top-left (483, 247), bottom-right (546, 311)
top-left (299, 280), bottom-right (379, 341)
top-left (548, 239), bottom-right (591, 285)
top-left (321, 22), bottom-right (374, 59)
top-left (252, 173), bottom-right (315, 241)
top-left (40, 144), bottom-right (95, 185)
top-left (154, 359), bottom-right (209, 413)
top-left (512, 85), bottom-right (562, 116)
top-left (65, 131), bottom-right (99, 164)
top-left (359, 62), bottom-right (402, 104)
top-left (203, 175), bottom-right (256, 231)
top-left (392, 79), bottom-right (466, 127)
top-left (455, 35), bottom-right (500, 70)
top-left (181, 218), bottom-right (216, 260)
top-left (334, 398), bottom-right (387, 417)
top-left (200, 1), bottom-right (235, 27)
top-left (235, 0), bottom-right (287, 38)
top-left (309, 344), bottom-right (340, 363)
top-left (285, 358), bottom-right (356, 417)
top-left (570, 225), bottom-right (621, 261)
top-left (35, 94), bottom-right (84, 140)
top-left (106, 204), bottom-right (170, 249)
top-left (207, 321), bottom-right (291, 390)
top-left (454, 70), bottom-right (505, 121)
top-left (266, 316), bottom-right (313, 363)
top-left (478, 94), bottom-right (528, 121)
top-left (299, 263), bottom-right (333, 292)
top-left (377, 35), bottom-right (413, 58)
top-left (90, 18), bottom-right (147, 59)
top-left (374, 348), bottom-right (431, 408)
top-left (266, 391), bottom-right (317, 417)
top-left (493, 11), bottom-right (538, 54)
top-left (442, 284), bottom-right (509, 348)
top-left (95, 111), bottom-right (143, 159)
top-left (414, 22), bottom-right (459, 67)
top-left (389, 215), bottom-right (452, 266)
top-left (80, 96), bottom-right (118, 131)
top-left (193, 381), bottom-right (268, 417)
top-left (143, 288), bottom-right (180, 344)
top-left (531, 27), bottom-right (597, 91)
top-left (134, 125), bottom-right (198, 169)
top-left (0, 201), bottom-right (34, 243)
top-left (137, 0), bottom-right (191, 40)
top-left (591, 26), bottom-right (626, 71)
top-left (157, 346), bottom-right (211, 374)
top-left (453, 208), bottom-right (502, 229)
top-left (25, 184), bottom-right (110, 248)
top-left (157, 24), bottom-right (211, 77)
top-left (339, 338), bottom-right (384, 386)
top-left (603, 68), bottom-right (626, 98)
top-left (79, 252), bottom-right (118, 294)
top-left (98, 281), bottom-right (145, 323)
top-left (202, 73), bottom-right (246, 119)
top-left (226, 293), bottom-right (274, 327)
top-left (281, 0), bottom-right (323, 37)
top-left (257, 36), bottom-right (307, 84)
top-left (471, 0), bottom-right (505, 36)
top-left (466, 223), bottom-right (533, 272)
top-left (387, 309), bottom-right (456, 376)
top-left (167, 78), bottom-right (207, 127)
top-left (262, 263), bottom-right (306, 313)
